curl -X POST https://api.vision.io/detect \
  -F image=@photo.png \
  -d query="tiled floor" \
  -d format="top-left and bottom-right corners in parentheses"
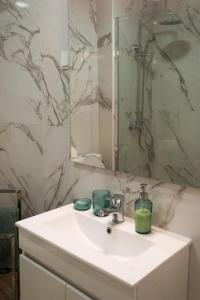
top-left (0, 273), bottom-right (12, 300)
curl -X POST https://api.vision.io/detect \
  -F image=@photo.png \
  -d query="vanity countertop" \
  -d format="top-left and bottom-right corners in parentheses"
top-left (16, 204), bottom-right (191, 288)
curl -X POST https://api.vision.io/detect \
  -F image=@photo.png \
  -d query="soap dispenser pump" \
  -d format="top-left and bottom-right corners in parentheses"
top-left (135, 184), bottom-right (153, 234)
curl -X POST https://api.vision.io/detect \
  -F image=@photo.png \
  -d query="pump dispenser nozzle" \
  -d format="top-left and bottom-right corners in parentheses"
top-left (140, 183), bottom-right (148, 201)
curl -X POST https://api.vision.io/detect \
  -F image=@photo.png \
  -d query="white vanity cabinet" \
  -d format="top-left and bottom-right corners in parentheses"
top-left (67, 285), bottom-right (93, 300)
top-left (16, 205), bottom-right (191, 300)
top-left (20, 255), bottom-right (93, 300)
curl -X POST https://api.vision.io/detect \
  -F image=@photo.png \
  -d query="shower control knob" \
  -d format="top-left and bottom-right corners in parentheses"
top-left (135, 120), bottom-right (144, 129)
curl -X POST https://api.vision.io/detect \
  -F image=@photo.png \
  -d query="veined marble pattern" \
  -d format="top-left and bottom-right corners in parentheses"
top-left (1, 1), bottom-right (200, 300)
top-left (116, 0), bottom-right (200, 188)
top-left (0, 0), bottom-right (71, 215)
top-left (69, 0), bottom-right (112, 165)
top-left (69, 0), bottom-right (100, 156)
top-left (96, 0), bottom-right (112, 169)
top-left (113, 0), bottom-right (138, 17)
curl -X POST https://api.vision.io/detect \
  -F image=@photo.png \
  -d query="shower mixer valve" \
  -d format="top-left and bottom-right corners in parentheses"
top-left (129, 120), bottom-right (144, 131)
top-left (133, 45), bottom-right (147, 59)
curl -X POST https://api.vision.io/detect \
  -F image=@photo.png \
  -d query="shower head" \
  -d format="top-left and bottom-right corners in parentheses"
top-left (160, 11), bottom-right (182, 26)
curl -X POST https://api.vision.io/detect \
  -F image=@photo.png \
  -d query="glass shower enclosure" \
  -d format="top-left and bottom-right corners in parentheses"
top-left (115, 5), bottom-right (200, 188)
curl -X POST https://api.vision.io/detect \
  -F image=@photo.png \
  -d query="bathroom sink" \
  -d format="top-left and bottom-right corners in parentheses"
top-left (44, 209), bottom-right (153, 258)
top-left (16, 204), bottom-right (191, 287)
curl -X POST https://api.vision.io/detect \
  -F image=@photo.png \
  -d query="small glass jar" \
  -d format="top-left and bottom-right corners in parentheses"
top-left (73, 198), bottom-right (91, 211)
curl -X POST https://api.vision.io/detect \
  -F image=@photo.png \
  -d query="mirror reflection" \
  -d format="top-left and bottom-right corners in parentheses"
top-left (70, 0), bottom-right (200, 188)
top-left (69, 0), bottom-right (113, 170)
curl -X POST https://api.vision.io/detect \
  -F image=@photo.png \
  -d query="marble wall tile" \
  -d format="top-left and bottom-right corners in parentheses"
top-left (0, 20), bottom-right (42, 124)
top-left (69, 0), bottom-right (100, 156)
top-left (97, 0), bottom-right (113, 169)
top-left (43, 124), bottom-right (68, 211)
top-left (0, 0), bottom-right (70, 215)
top-left (113, 0), bottom-right (138, 17)
top-left (69, 0), bottom-right (113, 167)
top-left (0, 122), bottom-right (43, 216)
top-left (1, 1), bottom-right (200, 300)
top-left (71, 103), bottom-right (99, 154)
top-left (38, 0), bottom-right (69, 126)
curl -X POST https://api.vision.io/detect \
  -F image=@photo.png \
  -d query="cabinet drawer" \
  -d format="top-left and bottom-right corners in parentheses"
top-left (67, 284), bottom-right (94, 300)
top-left (20, 255), bottom-right (66, 300)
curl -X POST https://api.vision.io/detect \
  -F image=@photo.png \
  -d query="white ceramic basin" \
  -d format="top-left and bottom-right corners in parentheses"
top-left (45, 209), bottom-right (153, 258)
top-left (16, 204), bottom-right (191, 287)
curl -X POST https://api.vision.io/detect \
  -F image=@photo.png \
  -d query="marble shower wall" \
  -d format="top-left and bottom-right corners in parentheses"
top-left (116, 0), bottom-right (200, 188)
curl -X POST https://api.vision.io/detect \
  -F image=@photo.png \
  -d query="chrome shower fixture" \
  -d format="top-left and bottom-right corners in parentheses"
top-left (160, 10), bottom-right (182, 25)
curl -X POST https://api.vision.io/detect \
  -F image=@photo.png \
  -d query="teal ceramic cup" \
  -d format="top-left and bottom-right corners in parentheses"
top-left (92, 190), bottom-right (111, 216)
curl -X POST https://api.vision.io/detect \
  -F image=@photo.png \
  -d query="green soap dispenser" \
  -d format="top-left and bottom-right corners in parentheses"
top-left (135, 183), bottom-right (153, 234)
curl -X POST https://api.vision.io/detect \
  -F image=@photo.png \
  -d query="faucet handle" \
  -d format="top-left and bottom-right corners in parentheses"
top-left (111, 194), bottom-right (124, 209)
top-left (96, 208), bottom-right (110, 217)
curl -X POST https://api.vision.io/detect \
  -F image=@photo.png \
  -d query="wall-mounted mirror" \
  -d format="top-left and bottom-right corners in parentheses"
top-left (69, 0), bottom-right (200, 188)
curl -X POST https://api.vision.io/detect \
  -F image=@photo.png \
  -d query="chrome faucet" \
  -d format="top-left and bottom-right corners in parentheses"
top-left (97, 194), bottom-right (125, 234)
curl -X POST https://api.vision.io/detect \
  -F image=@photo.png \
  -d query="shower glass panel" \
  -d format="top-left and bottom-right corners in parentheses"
top-left (115, 14), bottom-right (154, 177)
top-left (115, 9), bottom-right (200, 188)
